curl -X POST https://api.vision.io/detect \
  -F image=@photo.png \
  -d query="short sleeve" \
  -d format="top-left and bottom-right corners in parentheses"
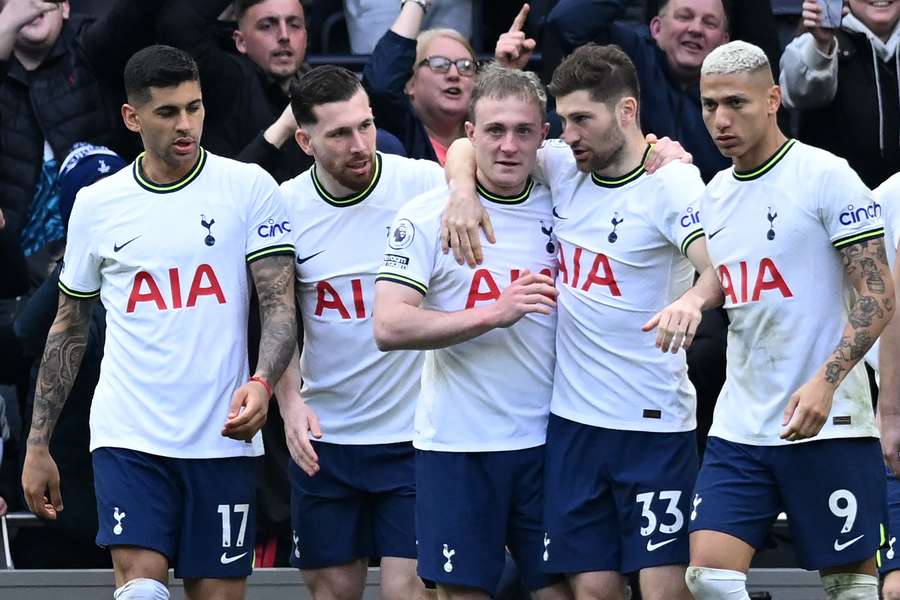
top-left (656, 163), bottom-right (707, 255)
top-left (535, 139), bottom-right (576, 188)
top-left (245, 169), bottom-right (296, 264)
top-left (375, 199), bottom-right (438, 297)
top-left (58, 191), bottom-right (102, 299)
top-left (820, 160), bottom-right (884, 250)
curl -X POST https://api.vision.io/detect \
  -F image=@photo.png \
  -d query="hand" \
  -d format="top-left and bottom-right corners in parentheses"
top-left (440, 184), bottom-right (495, 267)
top-left (495, 4), bottom-right (536, 70)
top-left (641, 293), bottom-right (703, 353)
top-left (22, 446), bottom-right (62, 520)
top-left (0, 208), bottom-right (5, 230)
top-left (644, 134), bottom-right (692, 173)
top-left (489, 270), bottom-right (558, 328)
top-left (882, 412), bottom-right (900, 477)
top-left (0, 0), bottom-right (63, 32)
top-left (281, 398), bottom-right (322, 476)
top-left (263, 103), bottom-right (299, 149)
top-left (780, 378), bottom-right (834, 441)
top-left (222, 380), bottom-right (270, 441)
top-left (801, 0), bottom-right (846, 53)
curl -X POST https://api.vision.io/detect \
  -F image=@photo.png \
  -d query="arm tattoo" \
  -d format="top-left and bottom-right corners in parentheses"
top-left (250, 254), bottom-right (297, 384)
top-left (28, 294), bottom-right (96, 447)
top-left (823, 238), bottom-right (895, 387)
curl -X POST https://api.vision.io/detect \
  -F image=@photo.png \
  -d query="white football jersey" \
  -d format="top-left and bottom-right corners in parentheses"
top-left (377, 179), bottom-right (558, 452)
top-left (281, 153), bottom-right (446, 444)
top-left (702, 139), bottom-right (882, 445)
top-left (535, 140), bottom-right (705, 432)
top-left (59, 148), bottom-right (294, 458)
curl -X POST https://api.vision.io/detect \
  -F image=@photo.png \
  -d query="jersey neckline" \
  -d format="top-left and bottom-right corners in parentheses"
top-left (133, 147), bottom-right (207, 194)
top-left (732, 138), bottom-right (796, 182)
top-left (476, 177), bottom-right (534, 205)
top-left (311, 153), bottom-right (383, 208)
top-left (591, 145), bottom-right (651, 188)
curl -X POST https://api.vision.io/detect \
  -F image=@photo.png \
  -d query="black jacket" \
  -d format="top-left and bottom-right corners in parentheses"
top-left (0, 5), bottom-right (160, 245)
top-left (797, 30), bottom-right (900, 189)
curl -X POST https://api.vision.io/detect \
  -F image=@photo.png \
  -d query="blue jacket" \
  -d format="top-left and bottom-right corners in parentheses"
top-left (546, 0), bottom-right (730, 182)
top-left (363, 30), bottom-right (439, 162)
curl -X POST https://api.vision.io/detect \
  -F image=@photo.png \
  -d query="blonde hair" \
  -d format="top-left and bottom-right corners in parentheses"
top-left (701, 40), bottom-right (770, 77)
top-left (414, 28), bottom-right (475, 69)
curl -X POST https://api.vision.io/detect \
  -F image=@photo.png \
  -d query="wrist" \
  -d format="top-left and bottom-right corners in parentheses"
top-left (401, 0), bottom-right (429, 14)
top-left (249, 375), bottom-right (273, 398)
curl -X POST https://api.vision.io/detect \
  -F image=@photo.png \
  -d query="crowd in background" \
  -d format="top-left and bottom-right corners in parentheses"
top-left (0, 0), bottom-right (897, 572)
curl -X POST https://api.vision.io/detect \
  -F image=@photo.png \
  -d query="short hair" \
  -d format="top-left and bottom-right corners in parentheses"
top-left (414, 28), bottom-right (476, 68)
top-left (124, 45), bottom-right (200, 105)
top-left (701, 40), bottom-right (770, 77)
top-left (290, 65), bottom-right (363, 126)
top-left (658, 0), bottom-right (729, 32)
top-left (233, 0), bottom-right (303, 23)
top-left (468, 62), bottom-right (547, 123)
top-left (549, 43), bottom-right (640, 107)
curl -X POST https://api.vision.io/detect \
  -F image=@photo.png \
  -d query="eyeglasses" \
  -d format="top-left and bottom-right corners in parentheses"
top-left (418, 56), bottom-right (477, 77)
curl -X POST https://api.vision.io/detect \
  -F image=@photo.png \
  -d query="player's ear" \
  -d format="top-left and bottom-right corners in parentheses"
top-left (617, 96), bottom-right (638, 127)
top-left (121, 103), bottom-right (141, 133)
top-left (541, 122), bottom-right (550, 141)
top-left (295, 127), bottom-right (313, 156)
top-left (768, 85), bottom-right (782, 115)
top-left (465, 121), bottom-right (475, 142)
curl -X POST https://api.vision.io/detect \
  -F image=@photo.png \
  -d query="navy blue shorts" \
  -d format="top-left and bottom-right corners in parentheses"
top-left (690, 436), bottom-right (886, 570)
top-left (879, 464), bottom-right (900, 574)
top-left (416, 446), bottom-right (560, 594)
top-left (542, 413), bottom-right (697, 574)
top-left (289, 441), bottom-right (416, 569)
top-left (93, 447), bottom-right (257, 579)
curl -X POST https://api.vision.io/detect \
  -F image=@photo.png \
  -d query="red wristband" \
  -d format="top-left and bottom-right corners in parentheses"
top-left (249, 375), bottom-right (273, 397)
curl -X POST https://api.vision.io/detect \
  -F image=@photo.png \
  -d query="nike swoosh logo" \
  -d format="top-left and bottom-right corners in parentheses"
top-left (646, 538), bottom-right (678, 552)
top-left (834, 534), bottom-right (864, 551)
top-left (706, 227), bottom-right (725, 240)
top-left (113, 236), bottom-right (141, 252)
top-left (297, 250), bottom-right (325, 265)
top-left (552, 207), bottom-right (567, 220)
top-left (220, 551), bottom-right (249, 564)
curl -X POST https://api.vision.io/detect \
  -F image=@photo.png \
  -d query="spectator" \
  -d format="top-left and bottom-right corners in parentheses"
top-left (543, 0), bottom-right (734, 181)
top-left (363, 0), bottom-right (476, 164)
top-left (343, 0), bottom-right (473, 54)
top-left (160, 0), bottom-right (407, 182)
top-left (0, 207), bottom-right (28, 298)
top-left (0, 0), bottom-right (161, 281)
top-left (780, 0), bottom-right (900, 188)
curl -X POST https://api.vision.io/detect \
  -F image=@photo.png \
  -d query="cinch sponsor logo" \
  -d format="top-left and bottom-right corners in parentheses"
top-left (839, 202), bottom-right (881, 226)
top-left (257, 218), bottom-right (292, 238)
top-left (680, 209), bottom-right (701, 228)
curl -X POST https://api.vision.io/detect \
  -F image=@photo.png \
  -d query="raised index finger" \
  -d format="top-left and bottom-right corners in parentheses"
top-left (509, 4), bottom-right (530, 33)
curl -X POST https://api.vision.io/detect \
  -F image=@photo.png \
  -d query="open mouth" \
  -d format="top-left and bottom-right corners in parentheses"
top-left (272, 50), bottom-right (294, 61)
top-left (173, 138), bottom-right (195, 154)
top-left (680, 40), bottom-right (703, 53)
top-left (871, 1), bottom-right (894, 8)
top-left (347, 158), bottom-right (370, 174)
top-left (443, 87), bottom-right (463, 98)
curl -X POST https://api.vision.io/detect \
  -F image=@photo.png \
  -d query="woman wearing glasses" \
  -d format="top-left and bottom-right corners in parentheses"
top-left (363, 0), bottom-right (477, 165)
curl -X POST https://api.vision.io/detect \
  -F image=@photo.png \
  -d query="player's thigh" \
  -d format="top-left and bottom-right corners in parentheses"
top-left (289, 442), bottom-right (372, 570)
top-left (176, 456), bottom-right (258, 580)
top-left (542, 414), bottom-right (620, 573)
top-left (183, 577), bottom-right (246, 600)
top-left (688, 436), bottom-right (780, 568)
top-left (93, 448), bottom-right (180, 571)
top-left (609, 429), bottom-right (697, 574)
top-left (381, 557), bottom-right (424, 600)
top-left (301, 558), bottom-right (368, 600)
top-left (638, 564), bottom-right (691, 600)
top-left (416, 449), bottom-right (512, 595)
top-left (110, 546), bottom-right (169, 588)
top-left (777, 437), bottom-right (885, 572)
top-left (529, 579), bottom-right (573, 600)
top-left (505, 445), bottom-right (565, 593)
top-left (567, 571), bottom-right (628, 600)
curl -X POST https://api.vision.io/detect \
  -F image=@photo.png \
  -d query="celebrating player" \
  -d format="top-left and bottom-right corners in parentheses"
top-left (21, 45), bottom-right (297, 600)
top-left (274, 65), bottom-right (446, 600)
top-left (373, 63), bottom-right (570, 600)
top-left (684, 41), bottom-right (894, 600)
